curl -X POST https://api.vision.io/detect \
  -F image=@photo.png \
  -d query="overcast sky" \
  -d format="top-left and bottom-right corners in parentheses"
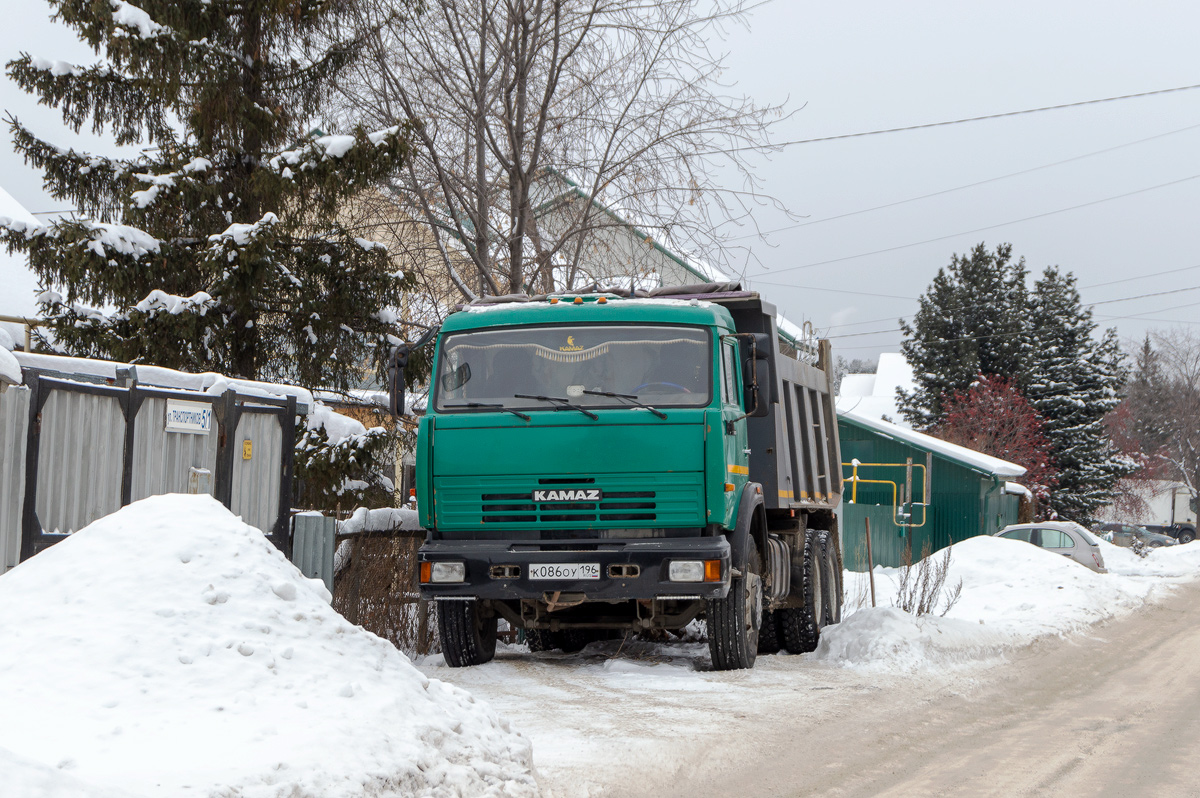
top-left (4, 1), bottom-right (1199, 363)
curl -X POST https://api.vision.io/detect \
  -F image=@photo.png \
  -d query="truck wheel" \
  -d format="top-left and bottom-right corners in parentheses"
top-left (439, 600), bottom-right (497, 667)
top-left (707, 540), bottom-right (762, 670)
top-left (758, 609), bottom-right (782, 654)
top-left (820, 531), bottom-right (843, 626)
top-left (780, 529), bottom-right (825, 653)
top-left (1179, 528), bottom-right (1196, 544)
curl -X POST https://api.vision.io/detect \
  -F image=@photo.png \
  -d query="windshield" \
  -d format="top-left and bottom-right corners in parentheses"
top-left (434, 324), bottom-right (712, 412)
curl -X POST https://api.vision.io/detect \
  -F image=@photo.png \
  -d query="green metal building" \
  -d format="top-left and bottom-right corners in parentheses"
top-left (838, 408), bottom-right (1026, 570)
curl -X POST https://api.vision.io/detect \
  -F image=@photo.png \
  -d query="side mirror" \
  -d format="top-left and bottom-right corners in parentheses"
top-left (743, 333), bottom-right (773, 418)
top-left (387, 326), bottom-right (439, 418)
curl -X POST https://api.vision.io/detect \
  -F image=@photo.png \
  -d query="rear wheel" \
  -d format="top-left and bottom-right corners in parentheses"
top-left (780, 529), bottom-right (826, 653)
top-left (525, 628), bottom-right (554, 652)
top-left (758, 608), bottom-right (782, 654)
top-left (439, 600), bottom-right (497, 667)
top-left (1178, 528), bottom-right (1196, 544)
top-left (819, 531), bottom-right (843, 626)
top-left (707, 541), bottom-right (762, 670)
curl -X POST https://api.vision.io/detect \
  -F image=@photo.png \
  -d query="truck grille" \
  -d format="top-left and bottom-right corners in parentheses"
top-left (481, 487), bottom-right (657, 524)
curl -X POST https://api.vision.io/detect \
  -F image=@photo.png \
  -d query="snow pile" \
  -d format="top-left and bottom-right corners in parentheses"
top-left (307, 401), bottom-right (370, 444)
top-left (0, 345), bottom-right (20, 385)
top-left (0, 495), bottom-right (537, 798)
top-left (818, 534), bottom-right (1189, 671)
top-left (340, 506), bottom-right (422, 535)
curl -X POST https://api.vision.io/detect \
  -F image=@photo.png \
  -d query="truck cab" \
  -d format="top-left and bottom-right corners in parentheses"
top-left (395, 284), bottom-right (842, 670)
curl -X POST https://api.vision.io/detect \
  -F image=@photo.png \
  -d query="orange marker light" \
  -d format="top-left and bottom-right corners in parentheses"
top-left (704, 560), bottom-right (721, 582)
top-left (573, 296), bottom-right (583, 304)
top-left (550, 298), bottom-right (559, 304)
top-left (724, 482), bottom-right (735, 492)
top-left (598, 297), bottom-right (607, 304)
top-left (419, 562), bottom-right (431, 584)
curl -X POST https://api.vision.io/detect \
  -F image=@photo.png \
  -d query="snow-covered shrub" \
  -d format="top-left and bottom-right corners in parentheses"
top-left (294, 403), bottom-right (396, 512)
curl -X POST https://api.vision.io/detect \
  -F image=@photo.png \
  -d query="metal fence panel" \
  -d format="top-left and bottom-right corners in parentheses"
top-left (129, 395), bottom-right (219, 501)
top-left (0, 386), bottom-right (30, 572)
top-left (35, 389), bottom-right (125, 536)
top-left (292, 513), bottom-right (335, 592)
top-left (230, 409), bottom-right (282, 535)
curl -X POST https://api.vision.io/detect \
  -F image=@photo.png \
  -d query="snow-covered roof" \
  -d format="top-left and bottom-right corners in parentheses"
top-left (14, 351), bottom-right (313, 410)
top-left (836, 352), bottom-right (916, 427)
top-left (1005, 482), bottom-right (1032, 497)
top-left (0, 184), bottom-right (42, 328)
top-left (839, 405), bottom-right (1026, 479)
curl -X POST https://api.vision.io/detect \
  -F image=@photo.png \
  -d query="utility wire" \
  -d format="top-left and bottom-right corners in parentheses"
top-left (721, 82), bottom-right (1200, 154)
top-left (747, 173), bottom-right (1200, 279)
top-left (733, 122), bottom-right (1200, 241)
top-left (1082, 262), bottom-right (1200, 290)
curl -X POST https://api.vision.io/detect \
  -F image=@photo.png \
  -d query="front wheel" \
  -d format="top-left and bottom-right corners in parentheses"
top-left (1178, 528), bottom-right (1196, 544)
top-left (707, 541), bottom-right (762, 670)
top-left (439, 600), bottom-right (498, 667)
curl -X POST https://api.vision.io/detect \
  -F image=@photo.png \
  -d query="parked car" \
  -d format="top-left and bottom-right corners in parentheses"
top-left (995, 521), bottom-right (1107, 572)
top-left (1093, 523), bottom-right (1179, 549)
top-left (1142, 523), bottom-right (1196, 545)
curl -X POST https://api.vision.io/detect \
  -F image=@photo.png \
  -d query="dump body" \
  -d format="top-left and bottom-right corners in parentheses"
top-left (412, 286), bottom-right (842, 665)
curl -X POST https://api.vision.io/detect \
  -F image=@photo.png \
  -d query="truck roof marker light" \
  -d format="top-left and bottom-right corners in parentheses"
top-left (573, 296), bottom-right (583, 304)
top-left (598, 297), bottom-right (607, 304)
top-left (550, 298), bottom-right (559, 304)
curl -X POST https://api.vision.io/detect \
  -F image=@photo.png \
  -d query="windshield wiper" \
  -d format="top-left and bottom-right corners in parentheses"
top-left (442, 401), bottom-right (531, 421)
top-left (583, 389), bottom-right (667, 419)
top-left (513, 394), bottom-right (599, 420)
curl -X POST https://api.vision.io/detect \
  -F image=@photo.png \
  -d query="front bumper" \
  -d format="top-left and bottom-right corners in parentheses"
top-left (418, 537), bottom-right (731, 601)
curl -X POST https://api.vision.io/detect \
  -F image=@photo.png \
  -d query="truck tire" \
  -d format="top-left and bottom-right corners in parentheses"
top-left (780, 529), bottom-right (825, 653)
top-left (707, 541), bottom-right (762, 670)
top-left (1179, 527), bottom-right (1196, 544)
top-left (758, 609), bottom-right (782, 654)
top-left (819, 531), bottom-right (843, 626)
top-left (439, 600), bottom-right (497, 667)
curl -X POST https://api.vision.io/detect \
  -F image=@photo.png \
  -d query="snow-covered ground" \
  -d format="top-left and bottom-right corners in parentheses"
top-left (0, 495), bottom-right (537, 798)
top-left (417, 534), bottom-right (1200, 796)
top-left (5, 495), bottom-right (1198, 798)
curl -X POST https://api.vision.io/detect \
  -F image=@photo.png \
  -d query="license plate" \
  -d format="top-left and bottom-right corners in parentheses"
top-left (528, 563), bottom-right (600, 580)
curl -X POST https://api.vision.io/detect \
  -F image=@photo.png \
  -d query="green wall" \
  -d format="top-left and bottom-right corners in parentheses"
top-left (839, 417), bottom-right (1020, 570)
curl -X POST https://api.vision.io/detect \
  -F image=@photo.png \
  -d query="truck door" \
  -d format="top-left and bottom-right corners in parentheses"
top-left (720, 337), bottom-right (749, 524)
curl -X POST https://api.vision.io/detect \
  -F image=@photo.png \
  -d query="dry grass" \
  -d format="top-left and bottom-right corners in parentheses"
top-left (332, 530), bottom-right (440, 656)
top-left (894, 541), bottom-right (963, 617)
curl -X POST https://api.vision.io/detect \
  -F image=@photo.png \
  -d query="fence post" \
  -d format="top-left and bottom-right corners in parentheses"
top-left (865, 516), bottom-right (876, 608)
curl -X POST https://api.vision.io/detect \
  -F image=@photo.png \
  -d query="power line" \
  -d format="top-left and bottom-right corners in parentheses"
top-left (722, 82), bottom-right (1200, 154)
top-left (732, 122), bottom-right (1200, 241)
top-left (1082, 262), bottom-right (1200, 290)
top-left (745, 172), bottom-right (1200, 279)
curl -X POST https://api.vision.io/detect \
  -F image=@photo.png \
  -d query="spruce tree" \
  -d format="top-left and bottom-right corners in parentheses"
top-left (3, 0), bottom-right (414, 392)
top-left (897, 243), bottom-right (1028, 427)
top-left (1024, 268), bottom-right (1132, 521)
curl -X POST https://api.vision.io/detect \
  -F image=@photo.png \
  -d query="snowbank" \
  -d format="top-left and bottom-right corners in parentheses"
top-left (340, 506), bottom-right (422, 535)
top-left (0, 345), bottom-right (19, 385)
top-left (0, 495), bottom-right (537, 798)
top-left (819, 534), bottom-right (1196, 672)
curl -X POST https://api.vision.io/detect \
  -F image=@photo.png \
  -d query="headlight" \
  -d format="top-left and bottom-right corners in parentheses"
top-left (422, 561), bottom-right (466, 583)
top-left (669, 560), bottom-right (705, 582)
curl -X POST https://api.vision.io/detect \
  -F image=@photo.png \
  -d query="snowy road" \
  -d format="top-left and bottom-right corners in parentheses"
top-left (419, 566), bottom-right (1200, 797)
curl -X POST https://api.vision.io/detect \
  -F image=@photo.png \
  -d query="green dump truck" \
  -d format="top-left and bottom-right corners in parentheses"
top-left (389, 283), bottom-right (844, 670)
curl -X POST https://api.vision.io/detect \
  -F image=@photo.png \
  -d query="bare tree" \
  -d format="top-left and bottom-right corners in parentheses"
top-left (327, 0), bottom-right (787, 303)
top-left (1148, 329), bottom-right (1200, 501)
